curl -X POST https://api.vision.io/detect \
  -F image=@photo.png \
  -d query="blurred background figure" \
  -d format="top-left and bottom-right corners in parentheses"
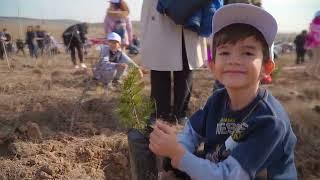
top-left (128, 34), bottom-right (140, 55)
top-left (305, 10), bottom-right (320, 78)
top-left (2, 28), bottom-right (13, 55)
top-left (25, 25), bottom-right (38, 58)
top-left (62, 23), bottom-right (88, 69)
top-left (44, 32), bottom-right (60, 56)
top-left (104, 0), bottom-right (133, 50)
top-left (0, 31), bottom-right (5, 60)
top-left (294, 30), bottom-right (307, 64)
top-left (35, 25), bottom-right (45, 56)
top-left (16, 39), bottom-right (26, 56)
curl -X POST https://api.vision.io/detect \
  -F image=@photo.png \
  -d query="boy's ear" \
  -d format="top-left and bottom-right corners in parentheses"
top-left (263, 60), bottom-right (275, 75)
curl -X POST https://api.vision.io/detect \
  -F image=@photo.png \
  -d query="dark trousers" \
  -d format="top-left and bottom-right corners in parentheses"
top-left (16, 48), bottom-right (25, 56)
top-left (70, 42), bottom-right (84, 65)
top-left (0, 41), bottom-right (4, 60)
top-left (296, 49), bottom-right (305, 64)
top-left (37, 41), bottom-right (44, 56)
top-left (27, 43), bottom-right (38, 58)
top-left (150, 33), bottom-right (192, 120)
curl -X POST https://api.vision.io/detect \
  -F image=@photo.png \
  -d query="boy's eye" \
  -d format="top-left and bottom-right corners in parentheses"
top-left (243, 52), bottom-right (255, 56)
top-left (218, 51), bottom-right (230, 56)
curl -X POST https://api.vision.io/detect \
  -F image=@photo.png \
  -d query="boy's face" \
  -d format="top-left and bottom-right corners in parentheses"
top-left (209, 36), bottom-right (271, 89)
top-left (108, 40), bottom-right (121, 51)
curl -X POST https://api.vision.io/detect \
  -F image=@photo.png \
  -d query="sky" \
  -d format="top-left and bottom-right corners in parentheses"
top-left (0, 0), bottom-right (319, 33)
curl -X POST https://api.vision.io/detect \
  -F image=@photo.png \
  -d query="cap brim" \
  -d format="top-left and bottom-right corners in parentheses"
top-left (212, 3), bottom-right (278, 47)
top-left (108, 38), bottom-right (120, 42)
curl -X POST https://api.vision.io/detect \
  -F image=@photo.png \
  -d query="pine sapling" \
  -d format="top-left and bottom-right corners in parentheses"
top-left (116, 68), bottom-right (154, 131)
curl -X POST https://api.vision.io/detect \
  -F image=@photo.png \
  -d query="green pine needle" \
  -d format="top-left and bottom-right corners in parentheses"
top-left (116, 68), bottom-right (154, 131)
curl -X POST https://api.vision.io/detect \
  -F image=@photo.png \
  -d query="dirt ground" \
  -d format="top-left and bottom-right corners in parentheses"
top-left (0, 25), bottom-right (319, 179)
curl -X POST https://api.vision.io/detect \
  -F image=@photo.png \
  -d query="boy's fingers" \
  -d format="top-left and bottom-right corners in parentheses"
top-left (156, 121), bottom-right (173, 134)
top-left (149, 141), bottom-right (161, 154)
top-left (149, 143), bottom-right (156, 153)
top-left (150, 130), bottom-right (161, 141)
top-left (153, 126), bottom-right (167, 138)
top-left (149, 140), bottom-right (157, 148)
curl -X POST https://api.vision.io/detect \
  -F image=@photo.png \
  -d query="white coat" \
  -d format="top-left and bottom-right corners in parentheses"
top-left (140, 0), bottom-right (207, 71)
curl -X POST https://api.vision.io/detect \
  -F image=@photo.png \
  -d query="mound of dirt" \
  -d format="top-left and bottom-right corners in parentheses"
top-left (0, 134), bottom-right (130, 179)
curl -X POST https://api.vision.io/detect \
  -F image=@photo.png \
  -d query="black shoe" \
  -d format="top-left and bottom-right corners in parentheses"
top-left (112, 79), bottom-right (122, 87)
top-left (163, 157), bottom-right (191, 179)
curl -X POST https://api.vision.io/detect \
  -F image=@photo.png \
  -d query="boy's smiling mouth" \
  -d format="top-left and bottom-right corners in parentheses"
top-left (223, 70), bottom-right (247, 74)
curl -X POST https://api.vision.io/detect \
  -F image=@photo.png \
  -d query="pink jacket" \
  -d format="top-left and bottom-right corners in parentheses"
top-left (104, 13), bottom-right (133, 46)
top-left (305, 17), bottom-right (320, 49)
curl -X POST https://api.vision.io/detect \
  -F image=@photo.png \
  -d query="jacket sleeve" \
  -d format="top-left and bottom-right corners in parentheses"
top-left (231, 116), bottom-right (296, 179)
top-left (177, 118), bottom-right (250, 180)
top-left (177, 120), bottom-right (202, 153)
top-left (179, 152), bottom-right (250, 180)
top-left (99, 46), bottom-right (108, 60)
top-left (175, 91), bottom-right (250, 180)
top-left (119, 52), bottom-right (139, 68)
top-left (176, 93), bottom-right (218, 152)
top-left (79, 31), bottom-right (87, 43)
top-left (104, 15), bottom-right (112, 34)
top-left (140, 0), bottom-right (152, 43)
top-left (125, 17), bottom-right (133, 44)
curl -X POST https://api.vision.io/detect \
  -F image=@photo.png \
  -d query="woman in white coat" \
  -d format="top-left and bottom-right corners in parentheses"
top-left (140, 0), bottom-right (207, 123)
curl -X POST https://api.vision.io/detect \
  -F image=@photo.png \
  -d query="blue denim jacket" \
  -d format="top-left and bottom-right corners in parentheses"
top-left (157, 0), bottom-right (224, 37)
top-left (176, 88), bottom-right (297, 179)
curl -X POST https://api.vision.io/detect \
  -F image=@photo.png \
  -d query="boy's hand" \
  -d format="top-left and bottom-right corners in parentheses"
top-left (116, 63), bottom-right (128, 69)
top-left (149, 121), bottom-right (185, 168)
top-left (138, 69), bottom-right (144, 78)
top-left (140, 66), bottom-right (149, 74)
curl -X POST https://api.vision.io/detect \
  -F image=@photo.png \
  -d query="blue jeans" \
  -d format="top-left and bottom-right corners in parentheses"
top-left (28, 43), bottom-right (38, 58)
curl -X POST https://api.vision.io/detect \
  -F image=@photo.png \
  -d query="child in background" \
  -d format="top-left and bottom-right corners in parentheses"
top-left (93, 32), bottom-right (143, 87)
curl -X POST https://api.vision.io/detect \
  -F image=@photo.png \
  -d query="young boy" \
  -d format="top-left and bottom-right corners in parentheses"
top-left (93, 32), bottom-right (143, 86)
top-left (149, 4), bottom-right (297, 180)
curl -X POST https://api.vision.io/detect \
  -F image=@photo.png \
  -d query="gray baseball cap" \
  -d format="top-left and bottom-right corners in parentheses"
top-left (212, 3), bottom-right (278, 61)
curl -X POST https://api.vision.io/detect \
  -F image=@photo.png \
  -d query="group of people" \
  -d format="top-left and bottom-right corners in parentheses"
top-left (61, 0), bottom-right (141, 71)
top-left (303, 11), bottom-right (320, 77)
top-left (25, 25), bottom-right (60, 58)
top-left (293, 13), bottom-right (320, 74)
top-left (0, 25), bottom-right (60, 60)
